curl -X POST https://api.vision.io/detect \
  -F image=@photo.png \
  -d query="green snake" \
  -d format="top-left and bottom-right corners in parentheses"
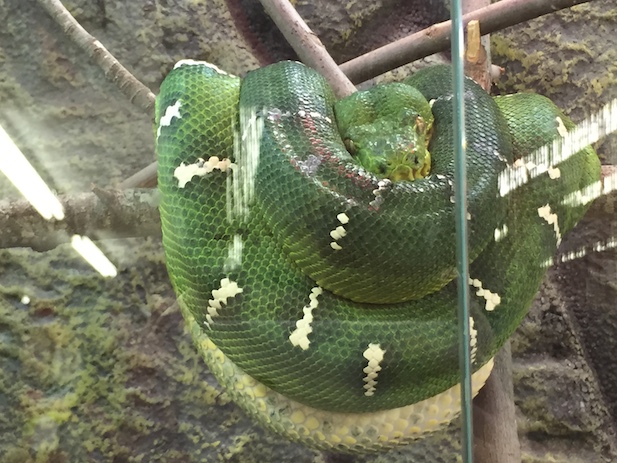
top-left (155, 60), bottom-right (600, 453)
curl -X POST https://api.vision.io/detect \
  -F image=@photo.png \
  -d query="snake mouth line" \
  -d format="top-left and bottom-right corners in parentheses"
top-left (389, 155), bottom-right (432, 182)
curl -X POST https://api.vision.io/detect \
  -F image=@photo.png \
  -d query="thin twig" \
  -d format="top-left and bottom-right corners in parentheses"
top-left (258, 0), bottom-right (356, 99)
top-left (36, 0), bottom-right (156, 117)
top-left (339, 0), bottom-right (594, 84)
top-left (118, 162), bottom-right (158, 189)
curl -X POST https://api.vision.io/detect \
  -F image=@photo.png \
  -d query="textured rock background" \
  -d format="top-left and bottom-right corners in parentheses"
top-left (0, 0), bottom-right (615, 462)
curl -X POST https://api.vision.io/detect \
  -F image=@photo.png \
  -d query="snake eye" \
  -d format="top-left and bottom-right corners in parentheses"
top-left (344, 138), bottom-right (356, 154)
top-left (414, 116), bottom-right (426, 136)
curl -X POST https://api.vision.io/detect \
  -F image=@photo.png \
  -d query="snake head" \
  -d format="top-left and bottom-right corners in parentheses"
top-left (343, 110), bottom-right (432, 181)
top-left (335, 83), bottom-right (434, 182)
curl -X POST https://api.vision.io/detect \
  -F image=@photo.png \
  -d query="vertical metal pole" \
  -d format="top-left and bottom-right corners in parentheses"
top-left (451, 1), bottom-right (474, 462)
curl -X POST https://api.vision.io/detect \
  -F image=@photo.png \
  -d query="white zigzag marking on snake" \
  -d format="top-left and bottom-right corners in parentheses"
top-left (289, 287), bottom-right (323, 350)
top-left (555, 116), bottom-right (568, 137)
top-left (329, 213), bottom-right (350, 250)
top-left (469, 317), bottom-right (478, 364)
top-left (548, 166), bottom-right (561, 179)
top-left (494, 223), bottom-right (508, 242)
top-left (370, 179), bottom-right (391, 209)
top-left (174, 156), bottom-right (235, 188)
top-left (157, 100), bottom-right (182, 139)
top-left (537, 204), bottom-right (562, 246)
top-left (204, 278), bottom-right (243, 329)
top-left (173, 59), bottom-right (236, 77)
top-left (469, 278), bottom-right (501, 311)
top-left (362, 343), bottom-right (386, 396)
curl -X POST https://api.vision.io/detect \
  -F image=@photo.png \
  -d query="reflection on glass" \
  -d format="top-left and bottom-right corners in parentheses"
top-left (70, 235), bottom-right (118, 278)
top-left (0, 124), bottom-right (65, 221)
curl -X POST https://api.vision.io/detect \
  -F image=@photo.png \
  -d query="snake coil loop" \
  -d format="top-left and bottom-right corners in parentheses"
top-left (155, 60), bottom-right (600, 453)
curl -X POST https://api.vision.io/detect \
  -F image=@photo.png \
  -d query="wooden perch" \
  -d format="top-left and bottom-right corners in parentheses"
top-left (36, 0), bottom-right (156, 116)
top-left (259, 0), bottom-right (356, 99)
top-left (339, 0), bottom-right (594, 84)
top-left (0, 188), bottom-right (160, 251)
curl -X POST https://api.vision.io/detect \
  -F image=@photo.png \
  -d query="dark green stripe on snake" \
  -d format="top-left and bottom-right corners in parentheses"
top-left (156, 61), bottom-right (600, 415)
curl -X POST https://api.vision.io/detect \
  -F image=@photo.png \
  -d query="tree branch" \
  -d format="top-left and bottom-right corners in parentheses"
top-left (118, 161), bottom-right (158, 189)
top-left (258, 0), bottom-right (356, 99)
top-left (36, 0), bottom-right (156, 117)
top-left (0, 188), bottom-right (160, 251)
top-left (339, 0), bottom-right (595, 84)
top-left (474, 342), bottom-right (520, 462)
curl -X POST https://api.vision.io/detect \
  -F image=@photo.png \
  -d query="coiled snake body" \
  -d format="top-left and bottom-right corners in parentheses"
top-left (155, 60), bottom-right (600, 453)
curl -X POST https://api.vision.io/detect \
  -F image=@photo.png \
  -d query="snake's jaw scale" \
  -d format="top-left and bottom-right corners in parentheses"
top-left (157, 60), bottom-right (601, 453)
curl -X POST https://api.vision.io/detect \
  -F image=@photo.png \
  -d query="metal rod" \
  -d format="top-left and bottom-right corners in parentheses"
top-left (451, 0), bottom-right (474, 462)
